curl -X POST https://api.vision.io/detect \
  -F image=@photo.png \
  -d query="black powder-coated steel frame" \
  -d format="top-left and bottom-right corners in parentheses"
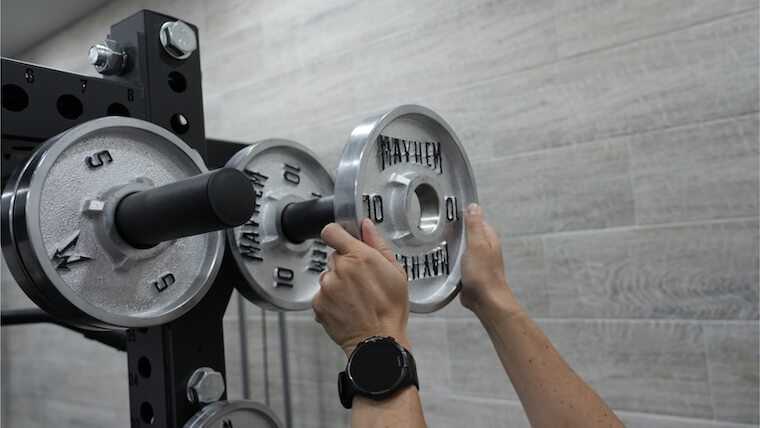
top-left (1, 10), bottom-right (249, 428)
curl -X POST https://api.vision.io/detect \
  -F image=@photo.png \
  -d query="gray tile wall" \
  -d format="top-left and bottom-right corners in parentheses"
top-left (2, 0), bottom-right (758, 427)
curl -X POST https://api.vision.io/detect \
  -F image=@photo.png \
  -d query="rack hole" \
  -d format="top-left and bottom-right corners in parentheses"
top-left (138, 357), bottom-right (152, 378)
top-left (56, 94), bottom-right (83, 120)
top-left (168, 71), bottom-right (187, 93)
top-left (140, 402), bottom-right (155, 424)
top-left (107, 102), bottom-right (130, 117)
top-left (170, 113), bottom-right (189, 134)
top-left (2, 84), bottom-right (29, 112)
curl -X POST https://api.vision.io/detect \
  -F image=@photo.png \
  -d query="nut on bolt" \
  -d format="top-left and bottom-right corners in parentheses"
top-left (159, 20), bottom-right (197, 60)
top-left (187, 367), bottom-right (225, 405)
top-left (88, 39), bottom-right (127, 75)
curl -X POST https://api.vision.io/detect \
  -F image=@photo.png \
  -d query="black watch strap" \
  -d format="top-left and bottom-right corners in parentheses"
top-left (338, 340), bottom-right (419, 409)
top-left (338, 370), bottom-right (354, 409)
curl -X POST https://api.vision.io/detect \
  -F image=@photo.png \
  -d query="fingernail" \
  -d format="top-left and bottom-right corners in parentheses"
top-left (467, 203), bottom-right (481, 216)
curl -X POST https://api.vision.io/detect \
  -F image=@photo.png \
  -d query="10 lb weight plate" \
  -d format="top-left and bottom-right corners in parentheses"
top-left (225, 139), bottom-right (335, 311)
top-left (1, 117), bottom-right (225, 329)
top-left (334, 105), bottom-right (478, 312)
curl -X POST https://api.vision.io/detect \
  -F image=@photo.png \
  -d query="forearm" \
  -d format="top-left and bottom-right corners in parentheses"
top-left (475, 289), bottom-right (623, 428)
top-left (351, 385), bottom-right (426, 428)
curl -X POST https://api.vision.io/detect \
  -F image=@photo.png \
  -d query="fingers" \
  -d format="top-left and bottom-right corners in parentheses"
top-left (321, 223), bottom-right (361, 255)
top-left (327, 252), bottom-right (336, 271)
top-left (360, 219), bottom-right (398, 266)
top-left (483, 222), bottom-right (500, 249)
top-left (319, 269), bottom-right (332, 286)
top-left (465, 203), bottom-right (487, 247)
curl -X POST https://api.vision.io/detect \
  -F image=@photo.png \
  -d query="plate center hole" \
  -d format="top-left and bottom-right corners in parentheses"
top-left (413, 183), bottom-right (439, 233)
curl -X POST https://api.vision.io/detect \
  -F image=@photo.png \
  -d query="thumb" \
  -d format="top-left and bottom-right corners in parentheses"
top-left (465, 203), bottom-right (487, 247)
top-left (361, 219), bottom-right (398, 265)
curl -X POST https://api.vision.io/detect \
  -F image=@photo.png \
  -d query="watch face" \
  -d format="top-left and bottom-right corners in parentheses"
top-left (349, 339), bottom-right (405, 393)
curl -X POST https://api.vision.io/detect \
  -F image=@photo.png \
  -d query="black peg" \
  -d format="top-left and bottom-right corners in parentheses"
top-left (115, 168), bottom-right (255, 248)
top-left (280, 196), bottom-right (335, 244)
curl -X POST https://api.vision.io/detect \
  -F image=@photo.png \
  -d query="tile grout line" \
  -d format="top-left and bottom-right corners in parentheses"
top-left (468, 110), bottom-right (760, 167)
top-left (557, 6), bottom-right (760, 62)
top-left (496, 215), bottom-right (760, 241)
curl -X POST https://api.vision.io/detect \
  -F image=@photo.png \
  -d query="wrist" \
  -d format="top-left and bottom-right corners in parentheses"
top-left (474, 291), bottom-right (526, 327)
top-left (469, 282), bottom-right (522, 320)
top-left (341, 331), bottom-right (410, 358)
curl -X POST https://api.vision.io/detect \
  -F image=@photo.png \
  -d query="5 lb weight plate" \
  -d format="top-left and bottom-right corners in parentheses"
top-left (184, 400), bottom-right (283, 428)
top-left (1, 117), bottom-right (225, 329)
top-left (334, 105), bottom-right (478, 312)
top-left (225, 139), bottom-right (335, 310)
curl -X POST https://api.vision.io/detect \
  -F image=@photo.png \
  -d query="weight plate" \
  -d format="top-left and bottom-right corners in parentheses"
top-left (184, 400), bottom-right (283, 428)
top-left (3, 117), bottom-right (225, 329)
top-left (2, 147), bottom-right (97, 329)
top-left (334, 105), bottom-right (478, 313)
top-left (226, 139), bottom-right (335, 311)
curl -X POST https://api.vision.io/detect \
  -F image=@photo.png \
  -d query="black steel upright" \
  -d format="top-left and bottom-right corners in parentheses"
top-left (1, 10), bottom-right (234, 428)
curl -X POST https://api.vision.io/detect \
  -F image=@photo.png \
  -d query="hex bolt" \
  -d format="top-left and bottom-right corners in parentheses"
top-left (159, 20), bottom-right (197, 60)
top-left (88, 39), bottom-right (127, 75)
top-left (187, 367), bottom-right (225, 406)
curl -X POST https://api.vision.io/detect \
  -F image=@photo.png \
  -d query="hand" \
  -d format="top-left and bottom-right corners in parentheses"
top-left (459, 203), bottom-right (518, 315)
top-left (313, 219), bottom-right (411, 357)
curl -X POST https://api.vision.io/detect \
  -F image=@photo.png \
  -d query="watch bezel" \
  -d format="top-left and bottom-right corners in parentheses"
top-left (345, 336), bottom-right (410, 397)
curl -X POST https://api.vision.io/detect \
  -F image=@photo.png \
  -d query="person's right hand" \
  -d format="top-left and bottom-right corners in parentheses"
top-left (459, 203), bottom-right (517, 315)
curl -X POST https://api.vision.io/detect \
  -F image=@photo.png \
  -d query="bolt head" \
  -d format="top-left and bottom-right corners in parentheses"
top-left (88, 39), bottom-right (126, 75)
top-left (187, 367), bottom-right (225, 405)
top-left (160, 20), bottom-right (197, 60)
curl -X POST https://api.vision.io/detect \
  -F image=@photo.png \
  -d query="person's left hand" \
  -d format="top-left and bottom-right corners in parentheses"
top-left (312, 219), bottom-right (410, 357)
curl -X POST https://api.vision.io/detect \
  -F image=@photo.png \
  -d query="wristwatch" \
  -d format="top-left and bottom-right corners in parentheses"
top-left (338, 336), bottom-right (419, 409)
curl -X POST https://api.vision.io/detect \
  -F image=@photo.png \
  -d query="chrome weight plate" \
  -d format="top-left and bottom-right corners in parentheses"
top-left (1, 117), bottom-right (225, 329)
top-left (184, 400), bottom-right (283, 428)
top-left (334, 105), bottom-right (478, 313)
top-left (2, 146), bottom-right (92, 327)
top-left (226, 139), bottom-right (334, 310)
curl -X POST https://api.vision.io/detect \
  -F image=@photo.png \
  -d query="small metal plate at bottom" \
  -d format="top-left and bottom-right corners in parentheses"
top-left (226, 139), bottom-right (335, 311)
top-left (184, 400), bottom-right (284, 428)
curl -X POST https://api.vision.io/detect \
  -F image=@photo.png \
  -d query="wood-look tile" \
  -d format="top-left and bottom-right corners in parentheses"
top-left (447, 319), bottom-right (714, 418)
top-left (544, 220), bottom-right (759, 319)
top-left (351, 0), bottom-right (557, 114)
top-left (202, 0), bottom-right (478, 93)
top-left (406, 317), bottom-right (451, 392)
top-left (705, 322), bottom-right (760, 424)
top-left (1, 324), bottom-right (127, 411)
top-left (424, 10), bottom-right (759, 160)
top-left (556, 0), bottom-right (759, 57)
top-left (629, 115), bottom-right (759, 224)
top-left (474, 139), bottom-right (634, 236)
top-left (0, 396), bottom-right (127, 428)
top-left (421, 395), bottom-right (528, 428)
top-left (553, 11), bottom-right (759, 149)
top-left (540, 321), bottom-right (712, 418)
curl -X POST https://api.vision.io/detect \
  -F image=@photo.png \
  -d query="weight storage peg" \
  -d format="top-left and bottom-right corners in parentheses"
top-left (227, 105), bottom-right (478, 313)
top-left (1, 117), bottom-right (254, 329)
